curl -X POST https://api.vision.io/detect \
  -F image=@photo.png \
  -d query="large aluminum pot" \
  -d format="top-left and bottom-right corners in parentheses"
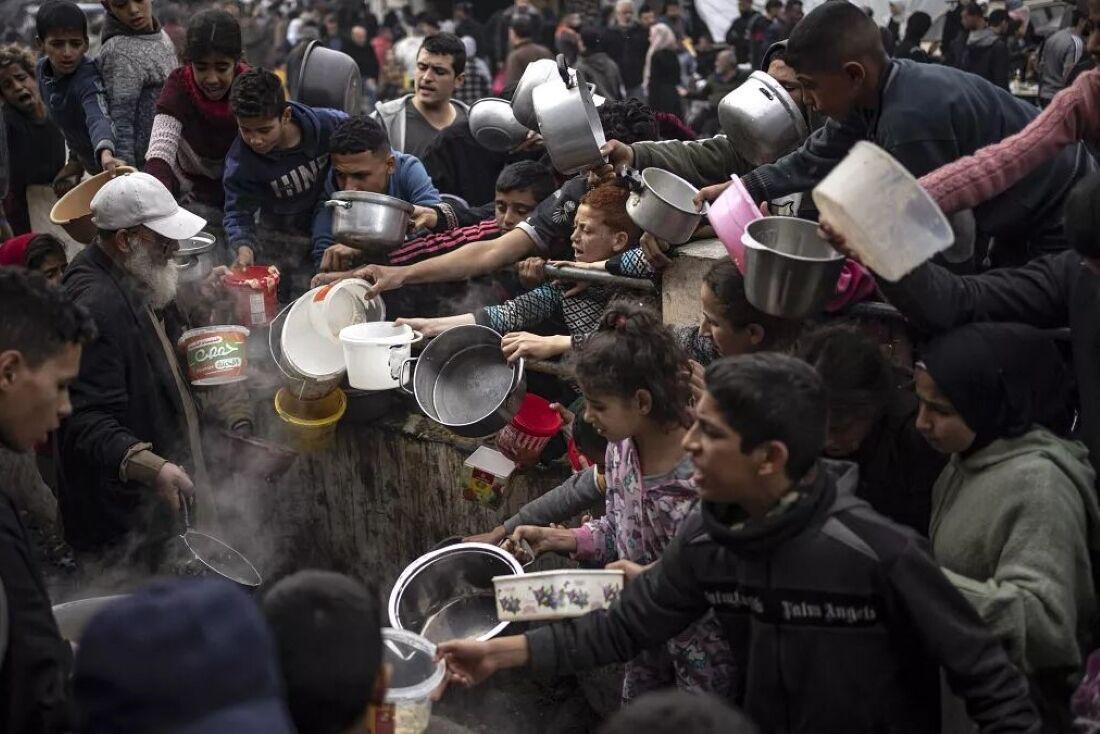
top-left (325, 191), bottom-right (414, 256)
top-left (718, 71), bottom-right (809, 167)
top-left (400, 325), bottom-right (526, 438)
top-left (388, 540), bottom-right (524, 644)
top-left (626, 168), bottom-right (707, 245)
top-left (741, 217), bottom-right (845, 319)
top-left (533, 56), bottom-right (606, 175)
top-left (511, 58), bottom-right (561, 130)
top-left (293, 40), bottom-right (362, 114)
top-left (469, 97), bottom-right (530, 152)
top-left (171, 231), bottom-right (218, 284)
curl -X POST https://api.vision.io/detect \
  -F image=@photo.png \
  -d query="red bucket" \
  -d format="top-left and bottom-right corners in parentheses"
top-left (496, 394), bottom-right (563, 467)
top-left (224, 266), bottom-right (280, 326)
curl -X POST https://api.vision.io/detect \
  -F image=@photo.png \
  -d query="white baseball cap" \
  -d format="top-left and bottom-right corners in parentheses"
top-left (91, 172), bottom-right (206, 240)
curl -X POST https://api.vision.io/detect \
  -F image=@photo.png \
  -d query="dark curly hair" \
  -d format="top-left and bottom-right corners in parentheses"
top-left (597, 98), bottom-right (659, 146)
top-left (229, 68), bottom-right (286, 119)
top-left (329, 114), bottom-right (390, 156)
top-left (24, 234), bottom-right (67, 272)
top-left (186, 9), bottom-right (243, 62)
top-left (572, 302), bottom-right (691, 428)
top-left (0, 268), bottom-right (95, 367)
top-left (704, 259), bottom-right (801, 351)
top-left (0, 43), bottom-right (36, 76)
top-left (796, 323), bottom-right (895, 417)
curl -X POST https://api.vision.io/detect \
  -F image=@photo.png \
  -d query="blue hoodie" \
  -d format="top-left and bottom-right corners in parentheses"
top-left (310, 151), bottom-right (442, 265)
top-left (222, 101), bottom-right (348, 251)
top-left (37, 56), bottom-right (116, 174)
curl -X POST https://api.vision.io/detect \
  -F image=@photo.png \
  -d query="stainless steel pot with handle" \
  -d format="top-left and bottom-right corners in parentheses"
top-left (511, 58), bottom-right (562, 130)
top-left (292, 40), bottom-right (362, 114)
top-left (533, 56), bottom-right (607, 175)
top-left (718, 71), bottom-right (809, 167)
top-left (325, 190), bottom-right (414, 256)
top-left (399, 325), bottom-right (526, 438)
top-left (171, 231), bottom-right (218, 284)
top-left (741, 217), bottom-right (845, 319)
top-left (625, 168), bottom-right (707, 245)
top-left (469, 97), bottom-right (530, 152)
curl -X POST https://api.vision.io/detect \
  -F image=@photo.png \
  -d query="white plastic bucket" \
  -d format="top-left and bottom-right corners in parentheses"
top-left (812, 141), bottom-right (954, 282)
top-left (307, 278), bottom-right (385, 342)
top-left (339, 322), bottom-right (422, 391)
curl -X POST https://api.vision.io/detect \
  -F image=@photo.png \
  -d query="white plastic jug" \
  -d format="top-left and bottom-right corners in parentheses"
top-left (339, 322), bottom-right (422, 391)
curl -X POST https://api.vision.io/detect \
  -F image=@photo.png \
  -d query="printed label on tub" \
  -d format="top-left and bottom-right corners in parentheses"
top-left (183, 332), bottom-right (247, 383)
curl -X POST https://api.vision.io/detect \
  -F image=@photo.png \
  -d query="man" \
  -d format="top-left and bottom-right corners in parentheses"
top-left (956, 3), bottom-right (1010, 89)
top-left (373, 33), bottom-right (469, 163)
top-left (454, 35), bottom-right (492, 107)
top-left (57, 173), bottom-right (242, 559)
top-left (726, 1), bottom-right (1092, 264)
top-left (693, 49), bottom-right (750, 120)
top-left (503, 13), bottom-right (553, 87)
top-left (726, 0), bottom-right (769, 72)
top-left (660, 1), bottom-right (692, 40)
top-left (311, 114), bottom-right (442, 269)
top-left (0, 268), bottom-right (94, 733)
top-left (639, 4), bottom-right (658, 30)
top-left (1036, 7), bottom-right (1088, 105)
top-left (453, 2), bottom-right (486, 57)
top-left (487, 0), bottom-right (544, 70)
top-left (437, 354), bottom-right (1040, 733)
top-left (0, 43), bottom-right (74, 237)
top-left (758, 0), bottom-right (785, 57)
top-left (576, 25), bottom-right (625, 101)
top-left (609, 0), bottom-right (649, 98)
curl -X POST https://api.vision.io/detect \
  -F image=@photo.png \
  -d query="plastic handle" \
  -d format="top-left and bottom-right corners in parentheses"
top-left (325, 200), bottom-right (353, 210)
top-left (398, 357), bottom-right (417, 395)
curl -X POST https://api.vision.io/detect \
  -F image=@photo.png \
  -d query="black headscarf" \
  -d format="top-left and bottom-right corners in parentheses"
top-left (920, 323), bottom-right (1074, 452)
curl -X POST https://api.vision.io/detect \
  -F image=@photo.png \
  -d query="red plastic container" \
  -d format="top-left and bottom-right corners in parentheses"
top-left (496, 394), bottom-right (563, 467)
top-left (224, 266), bottom-right (280, 326)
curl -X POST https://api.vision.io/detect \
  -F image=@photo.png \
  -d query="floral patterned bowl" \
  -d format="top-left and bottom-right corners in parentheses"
top-left (492, 569), bottom-right (624, 622)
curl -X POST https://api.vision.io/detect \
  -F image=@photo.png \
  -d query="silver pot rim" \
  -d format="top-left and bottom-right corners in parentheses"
top-left (175, 231), bottom-right (217, 257)
top-left (743, 216), bottom-right (844, 263)
top-left (331, 190), bottom-right (415, 213)
top-left (637, 168), bottom-right (708, 216)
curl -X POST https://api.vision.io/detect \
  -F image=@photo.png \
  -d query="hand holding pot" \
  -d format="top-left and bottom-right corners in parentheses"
top-left (357, 263), bottom-right (407, 298)
top-left (437, 637), bottom-right (530, 688)
top-left (600, 140), bottom-right (635, 171)
top-left (410, 205), bottom-right (438, 232)
top-left (696, 180), bottom-right (733, 211)
top-left (501, 332), bottom-right (571, 363)
top-left (640, 232), bottom-right (672, 270)
top-left (233, 245), bottom-right (255, 269)
top-left (816, 220), bottom-right (862, 263)
top-left (464, 526), bottom-right (508, 545)
top-left (512, 525), bottom-right (577, 556)
top-left (154, 462), bottom-right (193, 513)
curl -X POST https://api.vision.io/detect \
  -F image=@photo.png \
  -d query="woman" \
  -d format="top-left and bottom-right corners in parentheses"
top-left (917, 322), bottom-right (1099, 729)
top-left (798, 323), bottom-right (945, 534)
top-left (144, 9), bottom-right (247, 211)
top-left (643, 23), bottom-right (683, 117)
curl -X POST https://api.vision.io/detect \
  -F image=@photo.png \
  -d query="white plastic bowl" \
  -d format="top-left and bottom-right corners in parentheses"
top-left (339, 321), bottom-right (421, 391)
top-left (493, 569), bottom-right (624, 622)
top-left (307, 278), bottom-right (385, 342)
top-left (379, 628), bottom-right (446, 734)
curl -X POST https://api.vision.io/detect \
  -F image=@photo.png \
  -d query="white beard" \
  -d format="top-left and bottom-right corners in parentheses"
top-left (126, 243), bottom-right (179, 309)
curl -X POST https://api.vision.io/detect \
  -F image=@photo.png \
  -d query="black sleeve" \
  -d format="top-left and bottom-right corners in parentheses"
top-left (524, 520), bottom-right (712, 676)
top-left (992, 43), bottom-right (1011, 90)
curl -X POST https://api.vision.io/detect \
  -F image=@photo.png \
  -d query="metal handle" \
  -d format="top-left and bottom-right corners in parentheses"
top-left (758, 86), bottom-right (775, 101)
top-left (556, 53), bottom-right (574, 88)
top-left (179, 490), bottom-right (194, 530)
top-left (543, 263), bottom-right (657, 292)
top-left (325, 200), bottom-right (353, 210)
top-left (398, 357), bottom-right (417, 395)
top-left (511, 357), bottom-right (526, 393)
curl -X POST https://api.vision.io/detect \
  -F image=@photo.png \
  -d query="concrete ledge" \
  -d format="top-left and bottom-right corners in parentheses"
top-left (662, 237), bottom-right (728, 327)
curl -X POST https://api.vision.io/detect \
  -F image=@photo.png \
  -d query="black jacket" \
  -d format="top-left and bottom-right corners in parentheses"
top-left (607, 23), bottom-right (649, 89)
top-left (526, 461), bottom-right (1038, 733)
top-left (879, 250), bottom-right (1100, 486)
top-left (57, 245), bottom-right (191, 550)
top-left (0, 486), bottom-right (72, 733)
top-left (959, 29), bottom-right (1011, 90)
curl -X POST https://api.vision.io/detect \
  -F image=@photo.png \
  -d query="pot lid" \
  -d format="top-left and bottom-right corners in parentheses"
top-left (331, 190), bottom-right (415, 213)
top-left (175, 232), bottom-right (216, 256)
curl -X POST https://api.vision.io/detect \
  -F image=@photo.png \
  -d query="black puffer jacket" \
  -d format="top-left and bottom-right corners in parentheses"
top-left (525, 461), bottom-right (1038, 733)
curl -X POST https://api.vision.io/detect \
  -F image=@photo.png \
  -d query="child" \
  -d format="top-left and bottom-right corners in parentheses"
top-left (97, 0), bottom-right (178, 168)
top-left (223, 68), bottom-right (347, 269)
top-left (0, 233), bottom-right (69, 286)
top-left (397, 184), bottom-right (654, 363)
top-left (600, 690), bottom-right (759, 734)
top-left (145, 9), bottom-right (247, 209)
top-left (34, 0), bottom-right (121, 175)
top-left (511, 303), bottom-right (735, 702)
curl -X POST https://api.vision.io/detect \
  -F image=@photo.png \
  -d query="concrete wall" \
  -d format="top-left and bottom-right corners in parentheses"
top-left (661, 238), bottom-right (726, 327)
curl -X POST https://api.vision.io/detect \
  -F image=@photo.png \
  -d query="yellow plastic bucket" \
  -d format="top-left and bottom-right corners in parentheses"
top-left (274, 387), bottom-right (346, 453)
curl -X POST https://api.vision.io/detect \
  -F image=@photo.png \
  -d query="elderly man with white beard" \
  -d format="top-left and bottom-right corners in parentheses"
top-left (56, 172), bottom-right (240, 572)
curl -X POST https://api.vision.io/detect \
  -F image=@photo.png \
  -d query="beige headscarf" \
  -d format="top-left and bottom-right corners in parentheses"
top-left (643, 22), bottom-right (679, 90)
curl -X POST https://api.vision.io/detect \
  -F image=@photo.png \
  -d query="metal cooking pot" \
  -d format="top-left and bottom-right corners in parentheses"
top-left (741, 217), bottom-right (845, 319)
top-left (388, 540), bottom-right (524, 644)
top-left (511, 58), bottom-right (561, 130)
top-left (171, 231), bottom-right (218, 284)
top-left (469, 97), bottom-right (530, 152)
top-left (52, 595), bottom-right (128, 643)
top-left (325, 191), bottom-right (414, 256)
top-left (400, 325), bottom-right (526, 438)
top-left (718, 71), bottom-right (809, 167)
top-left (626, 168), bottom-right (707, 245)
top-left (293, 40), bottom-right (362, 114)
top-left (533, 56), bottom-right (606, 175)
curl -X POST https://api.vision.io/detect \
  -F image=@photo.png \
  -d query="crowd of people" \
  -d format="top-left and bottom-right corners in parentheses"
top-left (2, 0), bottom-right (1100, 731)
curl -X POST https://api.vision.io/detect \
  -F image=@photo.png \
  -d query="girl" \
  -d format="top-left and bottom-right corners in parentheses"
top-left (917, 322), bottom-right (1099, 729)
top-left (144, 9), bottom-right (247, 211)
top-left (644, 23), bottom-right (683, 117)
top-left (513, 303), bottom-right (735, 702)
top-left (0, 233), bottom-right (68, 286)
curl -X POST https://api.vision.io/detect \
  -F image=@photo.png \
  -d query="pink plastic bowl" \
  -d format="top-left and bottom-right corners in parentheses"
top-left (708, 178), bottom-right (762, 273)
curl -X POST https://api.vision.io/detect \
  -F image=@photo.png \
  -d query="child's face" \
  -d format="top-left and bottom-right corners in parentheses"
top-left (40, 30), bottom-right (88, 76)
top-left (191, 53), bottom-right (237, 101)
top-left (682, 391), bottom-right (769, 503)
top-left (914, 368), bottom-right (976, 455)
top-left (36, 254), bottom-right (68, 287)
top-left (103, 0), bottom-right (154, 32)
top-left (795, 63), bottom-right (866, 121)
top-left (581, 389), bottom-right (647, 443)
top-left (237, 109), bottom-right (289, 155)
top-left (333, 149), bottom-right (394, 194)
top-left (493, 188), bottom-right (538, 232)
top-left (570, 204), bottom-right (628, 263)
top-left (0, 63), bottom-right (41, 116)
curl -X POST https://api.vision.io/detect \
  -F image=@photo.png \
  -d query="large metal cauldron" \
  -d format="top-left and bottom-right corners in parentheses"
top-left (388, 541), bottom-right (524, 644)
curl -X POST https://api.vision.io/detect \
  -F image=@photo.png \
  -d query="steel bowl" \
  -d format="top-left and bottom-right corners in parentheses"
top-left (171, 231), bottom-right (218, 284)
top-left (741, 217), bottom-right (845, 319)
top-left (718, 71), bottom-right (809, 167)
top-left (400, 324), bottom-right (526, 438)
top-left (469, 97), bottom-right (530, 152)
top-left (325, 191), bottom-right (414, 256)
top-left (293, 40), bottom-right (362, 114)
top-left (533, 56), bottom-right (606, 175)
top-left (511, 58), bottom-right (562, 130)
top-left (626, 168), bottom-right (707, 245)
top-left (388, 541), bottom-right (524, 643)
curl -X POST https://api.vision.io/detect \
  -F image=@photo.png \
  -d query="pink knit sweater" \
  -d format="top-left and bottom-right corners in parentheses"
top-left (920, 69), bottom-right (1100, 215)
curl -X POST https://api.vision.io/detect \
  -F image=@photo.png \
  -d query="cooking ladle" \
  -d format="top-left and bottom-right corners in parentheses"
top-left (178, 492), bottom-right (262, 588)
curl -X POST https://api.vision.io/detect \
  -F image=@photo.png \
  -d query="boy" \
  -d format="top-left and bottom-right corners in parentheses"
top-left (732, 1), bottom-right (1093, 264)
top-left (439, 354), bottom-right (1040, 733)
top-left (223, 68), bottom-right (346, 270)
top-left (97, 0), bottom-right (178, 168)
top-left (34, 0), bottom-right (121, 176)
top-left (310, 114), bottom-right (442, 268)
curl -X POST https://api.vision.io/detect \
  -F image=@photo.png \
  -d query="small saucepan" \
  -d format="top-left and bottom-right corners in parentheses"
top-left (533, 56), bottom-right (607, 175)
top-left (624, 168), bottom-right (707, 245)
